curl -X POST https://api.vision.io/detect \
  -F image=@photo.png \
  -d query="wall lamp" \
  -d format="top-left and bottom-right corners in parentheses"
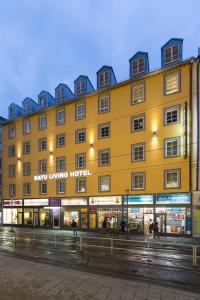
top-left (153, 131), bottom-right (157, 137)
top-left (50, 151), bottom-right (53, 156)
top-left (17, 157), bottom-right (21, 161)
top-left (90, 143), bottom-right (94, 148)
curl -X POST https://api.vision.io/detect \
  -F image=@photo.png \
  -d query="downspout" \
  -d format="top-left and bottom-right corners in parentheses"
top-left (196, 57), bottom-right (200, 191)
top-left (189, 60), bottom-right (194, 192)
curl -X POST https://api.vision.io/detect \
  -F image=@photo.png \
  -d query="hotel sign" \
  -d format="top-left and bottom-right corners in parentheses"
top-left (34, 170), bottom-right (91, 181)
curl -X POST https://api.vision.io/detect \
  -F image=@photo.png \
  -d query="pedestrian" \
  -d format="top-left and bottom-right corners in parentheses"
top-left (71, 220), bottom-right (78, 237)
top-left (149, 220), bottom-right (154, 234)
top-left (102, 218), bottom-right (107, 234)
top-left (120, 220), bottom-right (125, 233)
top-left (153, 222), bottom-right (160, 239)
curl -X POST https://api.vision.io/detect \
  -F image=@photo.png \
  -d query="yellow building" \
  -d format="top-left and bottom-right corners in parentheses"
top-left (2, 38), bottom-right (194, 235)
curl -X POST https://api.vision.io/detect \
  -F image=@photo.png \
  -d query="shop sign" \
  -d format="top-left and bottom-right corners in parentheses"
top-left (89, 196), bottom-right (122, 206)
top-left (125, 195), bottom-right (153, 205)
top-left (156, 193), bottom-right (190, 204)
top-left (34, 170), bottom-right (91, 181)
top-left (49, 198), bottom-right (61, 207)
top-left (24, 199), bottom-right (49, 206)
top-left (61, 198), bottom-right (87, 206)
top-left (3, 199), bottom-right (22, 207)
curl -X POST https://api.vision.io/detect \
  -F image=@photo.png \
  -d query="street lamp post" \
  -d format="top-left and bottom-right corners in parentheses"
top-left (125, 189), bottom-right (129, 231)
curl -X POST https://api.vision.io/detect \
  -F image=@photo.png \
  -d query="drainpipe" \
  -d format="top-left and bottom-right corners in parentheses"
top-left (196, 55), bottom-right (200, 191)
top-left (189, 60), bottom-right (193, 192)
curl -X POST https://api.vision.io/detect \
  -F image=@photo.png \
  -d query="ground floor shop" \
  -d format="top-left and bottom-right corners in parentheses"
top-left (2, 193), bottom-right (192, 236)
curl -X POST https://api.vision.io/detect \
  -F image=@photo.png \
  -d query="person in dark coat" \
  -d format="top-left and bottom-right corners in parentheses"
top-left (120, 220), bottom-right (125, 233)
top-left (102, 219), bottom-right (107, 234)
top-left (153, 222), bottom-right (160, 239)
top-left (72, 220), bottom-right (78, 237)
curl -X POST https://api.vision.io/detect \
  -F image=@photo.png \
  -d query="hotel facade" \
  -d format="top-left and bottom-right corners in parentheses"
top-left (2, 38), bottom-right (200, 236)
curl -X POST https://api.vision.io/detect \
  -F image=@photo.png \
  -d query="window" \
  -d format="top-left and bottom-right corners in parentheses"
top-left (40, 96), bottom-right (47, 107)
top-left (165, 137), bottom-right (181, 158)
top-left (56, 133), bottom-right (65, 147)
top-left (23, 183), bottom-right (31, 196)
top-left (164, 45), bottom-right (179, 64)
top-left (76, 80), bottom-right (86, 95)
top-left (164, 71), bottom-right (180, 95)
top-left (132, 58), bottom-right (145, 75)
top-left (75, 129), bottom-right (86, 143)
top-left (8, 124), bottom-right (16, 138)
top-left (9, 184), bottom-right (16, 197)
top-left (39, 138), bottom-right (47, 151)
top-left (56, 157), bottom-right (66, 172)
top-left (23, 142), bottom-right (31, 154)
top-left (76, 102), bottom-right (86, 120)
top-left (10, 107), bottom-right (16, 118)
top-left (164, 106), bottom-right (180, 125)
top-left (39, 182), bottom-right (47, 194)
top-left (23, 119), bottom-right (31, 134)
top-left (23, 162), bottom-right (31, 176)
top-left (98, 149), bottom-right (110, 166)
top-left (132, 172), bottom-right (145, 190)
top-left (56, 87), bottom-right (65, 101)
top-left (39, 114), bottom-right (47, 130)
top-left (131, 83), bottom-right (145, 104)
top-left (99, 71), bottom-right (110, 87)
top-left (132, 143), bottom-right (145, 161)
top-left (57, 180), bottom-right (66, 194)
top-left (164, 169), bottom-right (180, 188)
top-left (76, 178), bottom-right (86, 193)
top-left (9, 165), bottom-right (16, 178)
top-left (8, 145), bottom-right (15, 157)
top-left (76, 153), bottom-right (86, 169)
top-left (98, 123), bottom-right (110, 139)
top-left (23, 101), bottom-right (31, 114)
top-left (39, 160), bottom-right (47, 174)
top-left (56, 108), bottom-right (65, 125)
top-left (98, 95), bottom-right (110, 113)
top-left (131, 114), bottom-right (145, 132)
top-left (99, 175), bottom-right (110, 192)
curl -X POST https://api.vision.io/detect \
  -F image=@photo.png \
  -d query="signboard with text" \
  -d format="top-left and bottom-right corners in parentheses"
top-left (89, 196), bottom-right (122, 206)
top-left (156, 193), bottom-right (190, 205)
top-left (124, 195), bottom-right (153, 205)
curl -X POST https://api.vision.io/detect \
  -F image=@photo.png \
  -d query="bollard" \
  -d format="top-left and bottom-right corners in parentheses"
top-left (147, 241), bottom-right (150, 261)
top-left (193, 245), bottom-right (197, 268)
top-left (111, 238), bottom-right (113, 256)
top-left (80, 236), bottom-right (83, 252)
top-left (54, 233), bottom-right (57, 249)
top-left (14, 231), bottom-right (17, 246)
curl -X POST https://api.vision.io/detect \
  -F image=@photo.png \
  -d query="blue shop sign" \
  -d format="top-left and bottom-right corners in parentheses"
top-left (124, 195), bottom-right (153, 205)
top-left (156, 193), bottom-right (190, 205)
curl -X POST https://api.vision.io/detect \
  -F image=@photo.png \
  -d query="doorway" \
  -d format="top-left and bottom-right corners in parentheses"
top-left (155, 214), bottom-right (166, 234)
top-left (53, 209), bottom-right (60, 228)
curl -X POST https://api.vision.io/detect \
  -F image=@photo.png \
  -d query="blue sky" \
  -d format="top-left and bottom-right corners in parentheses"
top-left (0, 0), bottom-right (200, 118)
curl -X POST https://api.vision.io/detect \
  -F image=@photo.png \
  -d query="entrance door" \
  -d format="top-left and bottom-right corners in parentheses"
top-left (53, 209), bottom-right (60, 228)
top-left (34, 212), bottom-right (39, 227)
top-left (155, 214), bottom-right (166, 234)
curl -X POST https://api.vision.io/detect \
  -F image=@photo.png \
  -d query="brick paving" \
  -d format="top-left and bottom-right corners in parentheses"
top-left (0, 255), bottom-right (199, 300)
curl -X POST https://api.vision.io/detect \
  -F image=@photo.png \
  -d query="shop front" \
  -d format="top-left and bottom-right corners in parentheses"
top-left (61, 197), bottom-right (88, 229)
top-left (89, 196), bottom-right (122, 231)
top-left (155, 193), bottom-right (191, 235)
top-left (123, 195), bottom-right (154, 234)
top-left (3, 199), bottom-right (23, 225)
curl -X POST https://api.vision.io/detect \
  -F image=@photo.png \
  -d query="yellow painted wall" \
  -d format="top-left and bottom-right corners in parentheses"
top-left (3, 63), bottom-right (191, 199)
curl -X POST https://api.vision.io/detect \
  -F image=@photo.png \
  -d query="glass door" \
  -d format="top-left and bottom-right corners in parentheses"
top-left (155, 214), bottom-right (166, 234)
top-left (53, 209), bottom-right (60, 228)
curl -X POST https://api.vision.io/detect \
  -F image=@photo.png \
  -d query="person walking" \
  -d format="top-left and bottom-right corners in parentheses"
top-left (71, 220), bottom-right (78, 237)
top-left (153, 222), bottom-right (160, 239)
top-left (149, 220), bottom-right (154, 234)
top-left (102, 218), bottom-right (107, 234)
top-left (120, 220), bottom-right (125, 233)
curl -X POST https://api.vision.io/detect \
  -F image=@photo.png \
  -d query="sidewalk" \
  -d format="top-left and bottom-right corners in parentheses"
top-left (0, 255), bottom-right (199, 300)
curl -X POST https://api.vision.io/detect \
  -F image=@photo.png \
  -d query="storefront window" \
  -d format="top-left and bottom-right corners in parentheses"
top-left (64, 210), bottom-right (79, 227)
top-left (166, 208), bottom-right (186, 234)
top-left (24, 208), bottom-right (33, 225)
top-left (97, 208), bottom-right (122, 230)
top-left (128, 208), bottom-right (144, 232)
top-left (3, 208), bottom-right (22, 224)
top-left (40, 209), bottom-right (50, 226)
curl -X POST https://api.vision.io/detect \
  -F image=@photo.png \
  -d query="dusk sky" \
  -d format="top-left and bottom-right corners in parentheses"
top-left (0, 0), bottom-right (199, 118)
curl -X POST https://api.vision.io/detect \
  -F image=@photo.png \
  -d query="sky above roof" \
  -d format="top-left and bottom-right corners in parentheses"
top-left (0, 0), bottom-right (199, 118)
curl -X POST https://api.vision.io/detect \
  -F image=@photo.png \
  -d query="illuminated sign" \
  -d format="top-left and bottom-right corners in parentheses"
top-left (34, 170), bottom-right (91, 181)
top-left (61, 198), bottom-right (87, 206)
top-left (89, 196), bottom-right (122, 206)
top-left (3, 199), bottom-right (23, 207)
top-left (156, 193), bottom-right (190, 204)
top-left (24, 199), bottom-right (49, 206)
top-left (49, 198), bottom-right (61, 207)
top-left (125, 195), bottom-right (153, 205)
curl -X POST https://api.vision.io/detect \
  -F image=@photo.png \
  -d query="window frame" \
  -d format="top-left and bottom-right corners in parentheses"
top-left (23, 162), bottom-right (31, 176)
top-left (23, 142), bottom-right (31, 154)
top-left (99, 71), bottom-right (110, 87)
top-left (98, 94), bottom-right (110, 114)
top-left (9, 164), bottom-right (16, 178)
top-left (132, 172), bottom-right (146, 190)
top-left (56, 179), bottom-right (66, 194)
top-left (9, 184), bottom-right (16, 197)
top-left (56, 133), bottom-right (65, 148)
top-left (75, 153), bottom-right (86, 169)
top-left (8, 145), bottom-right (16, 157)
top-left (39, 181), bottom-right (47, 195)
top-left (98, 122), bottom-right (110, 139)
top-left (38, 137), bottom-right (47, 151)
top-left (75, 128), bottom-right (86, 144)
top-left (131, 57), bottom-right (145, 76)
top-left (39, 159), bottom-right (47, 174)
top-left (75, 102), bottom-right (86, 120)
top-left (8, 124), bottom-right (16, 139)
top-left (98, 175), bottom-right (111, 192)
top-left (164, 105), bottom-right (181, 125)
top-left (38, 113), bottom-right (47, 130)
top-left (164, 136), bottom-right (181, 158)
top-left (56, 156), bottom-right (66, 172)
top-left (76, 177), bottom-right (86, 193)
top-left (131, 143), bottom-right (146, 162)
top-left (131, 113), bottom-right (145, 132)
top-left (56, 108), bottom-right (65, 125)
top-left (164, 44), bottom-right (179, 65)
top-left (131, 82), bottom-right (145, 105)
top-left (164, 169), bottom-right (181, 189)
top-left (164, 70), bottom-right (181, 96)
top-left (98, 149), bottom-right (111, 167)
top-left (23, 183), bottom-right (31, 196)
top-left (23, 119), bottom-right (31, 135)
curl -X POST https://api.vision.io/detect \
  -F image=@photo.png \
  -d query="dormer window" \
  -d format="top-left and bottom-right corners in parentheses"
top-left (10, 107), bottom-right (16, 118)
top-left (40, 96), bottom-right (47, 107)
top-left (76, 80), bottom-right (86, 95)
top-left (132, 58), bottom-right (145, 76)
top-left (99, 71), bottom-right (110, 87)
top-left (164, 44), bottom-right (179, 64)
top-left (23, 101), bottom-right (31, 114)
top-left (56, 87), bottom-right (65, 101)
